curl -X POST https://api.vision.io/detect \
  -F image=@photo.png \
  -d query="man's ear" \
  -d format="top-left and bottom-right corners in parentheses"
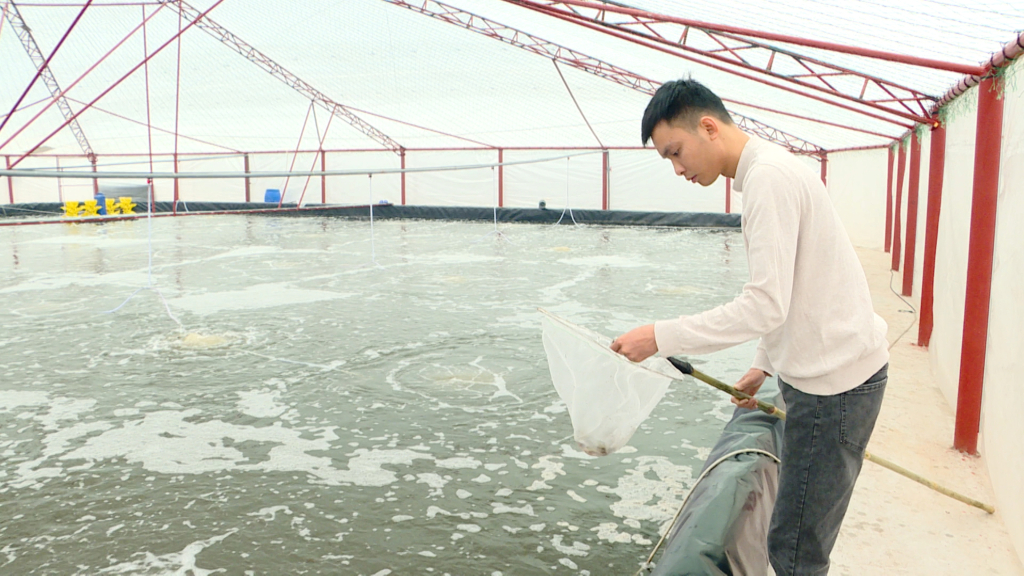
top-left (699, 115), bottom-right (720, 140)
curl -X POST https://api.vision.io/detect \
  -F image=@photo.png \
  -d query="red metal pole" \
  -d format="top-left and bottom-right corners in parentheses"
top-left (902, 133), bottom-right (922, 296)
top-left (321, 151), bottom-right (326, 204)
top-left (92, 158), bottom-right (98, 196)
top-left (602, 149), bottom-right (609, 211)
top-left (5, 156), bottom-right (13, 203)
top-left (401, 149), bottom-right (407, 206)
top-left (819, 153), bottom-right (827, 186)
top-left (955, 76), bottom-right (1004, 455)
top-left (498, 148), bottom-right (504, 208)
top-left (918, 124), bottom-right (946, 347)
top-left (244, 153), bottom-right (251, 202)
top-left (891, 142), bottom-right (907, 271)
top-left (885, 146), bottom-right (894, 253)
top-left (173, 3), bottom-right (182, 213)
top-left (725, 177), bottom-right (731, 214)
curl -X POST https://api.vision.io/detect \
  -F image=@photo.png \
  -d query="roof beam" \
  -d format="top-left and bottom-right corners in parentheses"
top-left (516, 0), bottom-right (984, 76)
top-left (382, 0), bottom-right (827, 155)
top-left (507, 0), bottom-right (944, 125)
top-left (2, 0), bottom-right (97, 163)
top-left (167, 0), bottom-right (404, 154)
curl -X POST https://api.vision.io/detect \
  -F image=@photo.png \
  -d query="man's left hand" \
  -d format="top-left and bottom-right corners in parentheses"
top-left (611, 324), bottom-right (658, 362)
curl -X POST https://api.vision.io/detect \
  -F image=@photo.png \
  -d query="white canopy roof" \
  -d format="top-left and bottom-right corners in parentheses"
top-left (1, 0), bottom-right (1022, 161)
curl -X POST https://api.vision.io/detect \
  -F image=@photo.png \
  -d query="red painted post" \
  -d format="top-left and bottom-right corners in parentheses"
top-left (955, 76), bottom-right (1004, 455)
top-left (5, 156), bottom-right (13, 204)
top-left (891, 142), bottom-right (906, 271)
top-left (498, 148), bottom-right (504, 208)
top-left (819, 152), bottom-right (827, 186)
top-left (243, 153), bottom-right (251, 202)
top-left (602, 149), bottom-right (609, 210)
top-left (918, 124), bottom-right (946, 347)
top-left (92, 158), bottom-right (98, 196)
top-left (884, 146), bottom-right (894, 253)
top-left (902, 133), bottom-right (922, 296)
top-left (725, 177), bottom-right (731, 213)
top-left (321, 150), bottom-right (326, 204)
top-left (401, 149), bottom-right (407, 206)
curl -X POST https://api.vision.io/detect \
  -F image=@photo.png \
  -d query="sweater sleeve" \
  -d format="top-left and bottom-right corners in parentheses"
top-left (751, 339), bottom-right (774, 375)
top-left (654, 165), bottom-right (801, 357)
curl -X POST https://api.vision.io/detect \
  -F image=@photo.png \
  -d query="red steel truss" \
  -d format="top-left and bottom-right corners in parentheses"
top-left (171, 0), bottom-right (404, 154)
top-left (2, 0), bottom-right (97, 164)
top-left (383, 0), bottom-right (826, 156)
top-left (506, 0), bottom-right (947, 125)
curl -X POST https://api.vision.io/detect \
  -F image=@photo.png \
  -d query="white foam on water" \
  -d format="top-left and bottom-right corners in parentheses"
top-left (236, 389), bottom-right (288, 418)
top-left (392, 515), bottom-right (414, 522)
top-left (471, 474), bottom-right (491, 483)
top-left (58, 408), bottom-right (433, 486)
top-left (557, 255), bottom-right (650, 269)
top-left (416, 473), bottom-right (448, 497)
top-left (248, 505), bottom-right (291, 522)
top-left (456, 489), bottom-right (472, 499)
top-left (0, 270), bottom-right (152, 295)
top-left (370, 570), bottom-right (392, 576)
top-left (435, 456), bottom-right (481, 470)
top-left (538, 269), bottom-right (595, 302)
top-left (456, 524), bottom-right (481, 533)
top-left (468, 357), bottom-right (522, 403)
top-left (490, 503), bottom-right (534, 516)
top-left (567, 490), bottom-right (586, 503)
top-left (167, 282), bottom-right (356, 314)
top-left (551, 535), bottom-right (590, 557)
top-left (596, 455), bottom-right (694, 539)
top-left (0, 390), bottom-right (50, 411)
top-left (20, 235), bottom-right (148, 248)
top-left (705, 395), bottom-right (737, 423)
top-left (420, 253), bottom-right (503, 265)
top-left (591, 522), bottom-right (651, 545)
top-left (93, 528), bottom-right (238, 575)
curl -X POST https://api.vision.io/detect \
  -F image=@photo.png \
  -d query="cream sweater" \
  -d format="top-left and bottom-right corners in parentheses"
top-left (654, 137), bottom-right (889, 396)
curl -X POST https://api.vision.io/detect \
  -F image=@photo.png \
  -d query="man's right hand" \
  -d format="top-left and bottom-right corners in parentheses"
top-left (731, 368), bottom-right (769, 410)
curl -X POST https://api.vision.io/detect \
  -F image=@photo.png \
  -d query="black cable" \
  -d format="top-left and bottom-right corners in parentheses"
top-left (888, 268), bottom-right (918, 350)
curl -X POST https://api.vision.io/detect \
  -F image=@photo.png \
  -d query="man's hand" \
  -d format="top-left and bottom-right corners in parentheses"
top-left (731, 368), bottom-right (769, 410)
top-left (610, 324), bottom-right (658, 362)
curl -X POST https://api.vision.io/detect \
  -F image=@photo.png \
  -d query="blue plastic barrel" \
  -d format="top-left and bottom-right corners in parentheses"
top-left (264, 188), bottom-right (281, 203)
top-left (95, 192), bottom-right (107, 215)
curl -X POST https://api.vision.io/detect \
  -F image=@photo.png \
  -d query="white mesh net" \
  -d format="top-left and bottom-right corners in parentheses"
top-left (539, 309), bottom-right (678, 456)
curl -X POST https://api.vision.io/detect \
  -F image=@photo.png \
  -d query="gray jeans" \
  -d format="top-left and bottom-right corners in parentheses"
top-left (768, 364), bottom-right (888, 576)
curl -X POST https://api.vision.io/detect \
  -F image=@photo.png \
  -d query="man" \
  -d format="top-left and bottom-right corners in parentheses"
top-left (610, 79), bottom-right (889, 576)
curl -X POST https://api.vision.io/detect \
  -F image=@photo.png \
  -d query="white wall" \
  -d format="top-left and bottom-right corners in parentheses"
top-left (929, 101), bottom-right (977, 410)
top-left (982, 65), bottom-right (1024, 565)
top-left (826, 148), bottom-right (888, 249)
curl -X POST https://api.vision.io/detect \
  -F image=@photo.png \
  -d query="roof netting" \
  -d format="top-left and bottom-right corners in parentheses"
top-left (1, 0), bottom-right (1023, 160)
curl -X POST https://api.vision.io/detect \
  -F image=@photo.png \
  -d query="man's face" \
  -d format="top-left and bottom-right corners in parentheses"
top-left (650, 118), bottom-right (722, 187)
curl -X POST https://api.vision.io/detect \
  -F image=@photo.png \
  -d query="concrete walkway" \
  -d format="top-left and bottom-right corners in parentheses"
top-left (826, 248), bottom-right (1024, 575)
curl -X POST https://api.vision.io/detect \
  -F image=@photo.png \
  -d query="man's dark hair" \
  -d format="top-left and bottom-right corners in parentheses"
top-left (641, 79), bottom-right (733, 145)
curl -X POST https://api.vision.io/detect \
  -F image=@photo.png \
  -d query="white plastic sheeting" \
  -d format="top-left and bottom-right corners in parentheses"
top-left (983, 63), bottom-right (1024, 565)
top-left (929, 102), bottom-right (976, 410)
top-left (825, 148), bottom-right (888, 250)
